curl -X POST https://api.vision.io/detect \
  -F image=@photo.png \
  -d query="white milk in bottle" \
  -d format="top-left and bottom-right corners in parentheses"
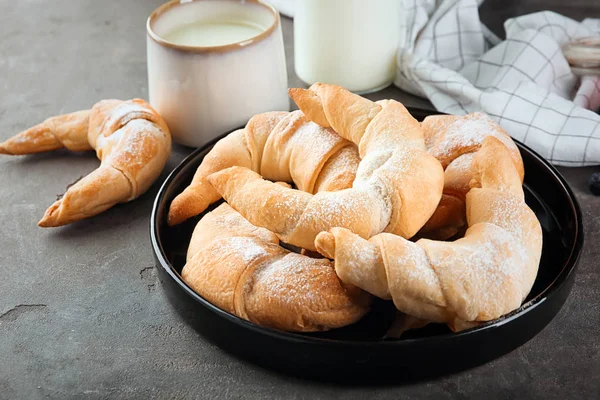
top-left (294, 0), bottom-right (401, 93)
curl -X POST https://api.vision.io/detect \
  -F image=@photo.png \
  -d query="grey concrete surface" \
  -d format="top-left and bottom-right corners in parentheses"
top-left (0, 1), bottom-right (598, 399)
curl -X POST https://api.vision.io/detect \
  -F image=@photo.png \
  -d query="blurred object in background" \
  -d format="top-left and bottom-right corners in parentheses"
top-left (479, 0), bottom-right (597, 39)
top-left (563, 36), bottom-right (600, 76)
top-left (589, 172), bottom-right (600, 195)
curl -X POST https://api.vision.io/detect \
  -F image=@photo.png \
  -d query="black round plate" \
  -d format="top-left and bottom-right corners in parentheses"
top-left (150, 108), bottom-right (584, 382)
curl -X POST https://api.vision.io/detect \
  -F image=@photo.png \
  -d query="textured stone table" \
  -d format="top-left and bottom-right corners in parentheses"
top-left (0, 1), bottom-right (598, 399)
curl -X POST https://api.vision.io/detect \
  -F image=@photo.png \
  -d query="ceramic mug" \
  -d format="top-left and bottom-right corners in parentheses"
top-left (146, 0), bottom-right (289, 148)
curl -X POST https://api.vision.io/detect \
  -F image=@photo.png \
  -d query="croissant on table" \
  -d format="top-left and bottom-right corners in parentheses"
top-left (0, 99), bottom-right (172, 227)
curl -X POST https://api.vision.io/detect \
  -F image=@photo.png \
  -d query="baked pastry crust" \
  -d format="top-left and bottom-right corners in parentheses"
top-left (418, 112), bottom-right (525, 239)
top-left (315, 137), bottom-right (542, 330)
top-left (182, 203), bottom-right (370, 332)
top-left (0, 99), bottom-right (171, 227)
top-left (167, 110), bottom-right (360, 226)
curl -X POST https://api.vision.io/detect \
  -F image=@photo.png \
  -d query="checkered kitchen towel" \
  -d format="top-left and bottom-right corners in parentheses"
top-left (271, 0), bottom-right (600, 166)
top-left (395, 0), bottom-right (600, 166)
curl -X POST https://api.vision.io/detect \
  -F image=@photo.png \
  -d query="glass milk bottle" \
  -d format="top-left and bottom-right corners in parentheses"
top-left (294, 0), bottom-right (401, 93)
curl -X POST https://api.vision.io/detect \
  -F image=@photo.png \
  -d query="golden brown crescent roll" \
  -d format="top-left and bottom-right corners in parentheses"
top-left (315, 136), bottom-right (542, 330)
top-left (0, 99), bottom-right (171, 227)
top-left (207, 84), bottom-right (444, 251)
top-left (418, 112), bottom-right (525, 239)
top-left (167, 110), bottom-right (360, 226)
top-left (182, 203), bottom-right (370, 332)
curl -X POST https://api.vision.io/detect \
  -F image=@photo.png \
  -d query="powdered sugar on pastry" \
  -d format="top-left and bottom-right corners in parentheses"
top-left (423, 223), bottom-right (529, 321)
top-left (182, 204), bottom-right (370, 332)
top-left (287, 121), bottom-right (341, 157)
top-left (316, 136), bottom-right (542, 328)
top-left (222, 237), bottom-right (269, 263)
top-left (447, 153), bottom-right (473, 173)
top-left (251, 255), bottom-right (324, 303)
top-left (168, 109), bottom-right (360, 226)
top-left (418, 112), bottom-right (524, 240)
top-left (0, 98), bottom-right (171, 227)
top-left (427, 112), bottom-right (518, 167)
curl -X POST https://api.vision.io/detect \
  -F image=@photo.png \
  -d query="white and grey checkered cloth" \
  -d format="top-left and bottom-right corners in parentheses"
top-left (395, 0), bottom-right (600, 166)
top-left (272, 0), bottom-right (600, 166)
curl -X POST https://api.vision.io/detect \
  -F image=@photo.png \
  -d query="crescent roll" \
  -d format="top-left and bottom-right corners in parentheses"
top-left (0, 99), bottom-right (171, 227)
top-left (182, 203), bottom-right (370, 332)
top-left (315, 136), bottom-right (542, 330)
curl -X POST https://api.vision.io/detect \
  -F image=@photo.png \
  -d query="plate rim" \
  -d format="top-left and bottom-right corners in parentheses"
top-left (150, 106), bottom-right (584, 347)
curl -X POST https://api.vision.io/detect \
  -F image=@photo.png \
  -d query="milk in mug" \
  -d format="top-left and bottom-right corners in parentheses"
top-left (162, 20), bottom-right (265, 47)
